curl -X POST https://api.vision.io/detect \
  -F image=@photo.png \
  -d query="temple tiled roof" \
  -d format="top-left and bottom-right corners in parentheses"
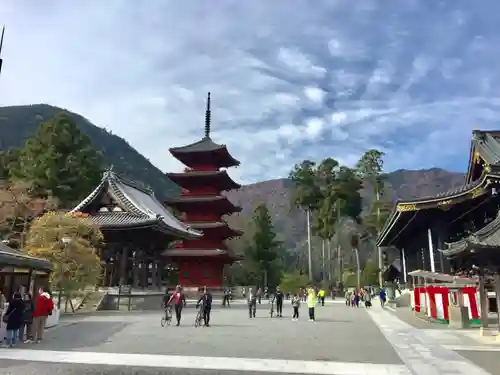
top-left (0, 242), bottom-right (52, 271)
top-left (398, 178), bottom-right (483, 203)
top-left (441, 214), bottom-right (500, 257)
top-left (72, 170), bottom-right (202, 238)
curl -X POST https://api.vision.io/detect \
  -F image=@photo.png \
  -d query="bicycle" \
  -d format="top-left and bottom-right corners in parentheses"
top-left (161, 306), bottom-right (173, 327)
top-left (269, 301), bottom-right (275, 318)
top-left (194, 304), bottom-right (204, 327)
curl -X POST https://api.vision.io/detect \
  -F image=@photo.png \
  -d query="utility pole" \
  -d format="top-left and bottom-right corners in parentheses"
top-left (0, 26), bottom-right (5, 76)
top-left (336, 202), bottom-right (342, 284)
top-left (306, 209), bottom-right (312, 281)
top-left (376, 189), bottom-right (384, 288)
top-left (321, 239), bottom-right (325, 281)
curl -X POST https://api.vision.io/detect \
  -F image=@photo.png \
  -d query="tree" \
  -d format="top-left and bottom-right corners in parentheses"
top-left (0, 181), bottom-right (58, 248)
top-left (26, 211), bottom-right (103, 308)
top-left (245, 203), bottom-right (283, 287)
top-left (289, 160), bottom-right (321, 280)
top-left (356, 149), bottom-right (388, 234)
top-left (356, 149), bottom-right (390, 287)
top-left (279, 271), bottom-right (309, 293)
top-left (9, 113), bottom-right (104, 207)
top-left (362, 261), bottom-right (380, 286)
top-left (0, 148), bottom-right (20, 180)
top-left (313, 161), bottom-right (363, 282)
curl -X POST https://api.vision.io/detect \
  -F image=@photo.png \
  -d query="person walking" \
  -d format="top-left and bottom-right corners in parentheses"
top-left (318, 289), bottom-right (325, 306)
top-left (3, 292), bottom-right (25, 347)
top-left (0, 289), bottom-right (6, 345)
top-left (291, 293), bottom-right (301, 321)
top-left (32, 287), bottom-right (54, 343)
top-left (257, 287), bottom-right (262, 304)
top-left (272, 287), bottom-right (284, 317)
top-left (247, 288), bottom-right (257, 318)
top-left (197, 287), bottom-right (213, 327)
top-left (307, 287), bottom-right (316, 322)
top-left (363, 290), bottom-right (372, 308)
top-left (222, 288), bottom-right (231, 307)
top-left (379, 287), bottom-right (387, 308)
top-left (20, 292), bottom-right (34, 343)
top-left (168, 285), bottom-right (186, 326)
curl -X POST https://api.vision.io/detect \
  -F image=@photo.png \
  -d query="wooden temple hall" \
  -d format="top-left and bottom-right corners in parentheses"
top-left (377, 130), bottom-right (500, 286)
top-left (71, 169), bottom-right (203, 288)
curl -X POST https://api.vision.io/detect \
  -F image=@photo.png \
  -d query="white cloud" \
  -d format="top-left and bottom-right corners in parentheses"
top-left (304, 86), bottom-right (326, 104)
top-left (1, 0), bottom-right (500, 184)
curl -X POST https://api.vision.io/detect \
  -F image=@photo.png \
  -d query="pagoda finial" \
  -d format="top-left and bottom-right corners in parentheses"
top-left (0, 26), bottom-right (5, 54)
top-left (0, 26), bottom-right (5, 74)
top-left (204, 92), bottom-right (211, 138)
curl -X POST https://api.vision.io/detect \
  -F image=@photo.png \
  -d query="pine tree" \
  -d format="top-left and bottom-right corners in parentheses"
top-left (10, 113), bottom-right (103, 206)
top-left (245, 203), bottom-right (283, 287)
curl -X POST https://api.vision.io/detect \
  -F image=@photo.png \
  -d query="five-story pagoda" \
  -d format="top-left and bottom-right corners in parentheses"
top-left (164, 93), bottom-right (242, 287)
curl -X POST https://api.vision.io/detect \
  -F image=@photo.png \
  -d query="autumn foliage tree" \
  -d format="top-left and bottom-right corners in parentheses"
top-left (26, 211), bottom-right (103, 300)
top-left (0, 181), bottom-right (58, 248)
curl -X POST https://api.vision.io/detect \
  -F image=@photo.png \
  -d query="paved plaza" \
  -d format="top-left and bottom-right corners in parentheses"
top-left (0, 302), bottom-right (498, 375)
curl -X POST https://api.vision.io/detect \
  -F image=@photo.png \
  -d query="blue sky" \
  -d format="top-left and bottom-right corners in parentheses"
top-left (1, 1), bottom-right (500, 184)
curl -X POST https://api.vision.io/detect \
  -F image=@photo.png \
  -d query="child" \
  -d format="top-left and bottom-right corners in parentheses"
top-left (291, 293), bottom-right (301, 321)
top-left (307, 287), bottom-right (316, 322)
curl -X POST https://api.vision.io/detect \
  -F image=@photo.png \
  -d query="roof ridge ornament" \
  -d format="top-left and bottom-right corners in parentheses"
top-left (204, 92), bottom-right (211, 138)
top-left (103, 164), bottom-right (115, 179)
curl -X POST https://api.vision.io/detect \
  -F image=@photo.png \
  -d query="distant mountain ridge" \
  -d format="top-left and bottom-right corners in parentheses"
top-left (0, 104), bottom-right (466, 248)
top-left (0, 104), bottom-right (180, 198)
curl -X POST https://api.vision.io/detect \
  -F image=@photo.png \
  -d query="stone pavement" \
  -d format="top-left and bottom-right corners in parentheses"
top-left (0, 302), bottom-right (495, 374)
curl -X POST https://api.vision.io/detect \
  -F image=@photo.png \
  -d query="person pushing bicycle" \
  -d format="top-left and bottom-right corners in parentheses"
top-left (196, 286), bottom-right (213, 327)
top-left (168, 285), bottom-right (186, 326)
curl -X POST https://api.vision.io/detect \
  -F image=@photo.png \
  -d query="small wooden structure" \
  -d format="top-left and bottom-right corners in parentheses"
top-left (0, 241), bottom-right (52, 300)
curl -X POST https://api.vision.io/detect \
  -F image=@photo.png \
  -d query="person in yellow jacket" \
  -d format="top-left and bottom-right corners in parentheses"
top-left (307, 287), bottom-right (316, 322)
top-left (317, 289), bottom-right (325, 306)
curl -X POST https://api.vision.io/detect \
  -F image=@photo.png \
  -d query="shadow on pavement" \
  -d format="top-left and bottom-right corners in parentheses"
top-left (18, 321), bottom-right (129, 352)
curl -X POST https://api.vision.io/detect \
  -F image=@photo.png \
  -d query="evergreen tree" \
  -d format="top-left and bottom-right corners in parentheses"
top-left (10, 113), bottom-right (103, 206)
top-left (245, 203), bottom-right (283, 287)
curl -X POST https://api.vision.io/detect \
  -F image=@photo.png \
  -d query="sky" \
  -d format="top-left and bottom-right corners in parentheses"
top-left (1, 1), bottom-right (500, 184)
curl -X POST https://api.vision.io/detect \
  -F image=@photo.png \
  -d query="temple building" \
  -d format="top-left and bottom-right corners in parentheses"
top-left (164, 93), bottom-right (242, 287)
top-left (376, 130), bottom-right (500, 281)
top-left (71, 169), bottom-right (202, 288)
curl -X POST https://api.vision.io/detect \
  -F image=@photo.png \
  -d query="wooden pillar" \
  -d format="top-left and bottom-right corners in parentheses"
top-left (494, 273), bottom-right (500, 329)
top-left (119, 247), bottom-right (129, 286)
top-left (141, 251), bottom-right (148, 288)
top-left (132, 251), bottom-right (140, 288)
top-left (478, 273), bottom-right (489, 330)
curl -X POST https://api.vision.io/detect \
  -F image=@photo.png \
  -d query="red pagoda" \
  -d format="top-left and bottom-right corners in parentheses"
top-left (164, 93), bottom-right (243, 287)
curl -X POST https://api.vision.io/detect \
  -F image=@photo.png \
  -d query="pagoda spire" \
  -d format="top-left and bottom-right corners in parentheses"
top-left (0, 26), bottom-right (5, 75)
top-left (204, 92), bottom-right (211, 138)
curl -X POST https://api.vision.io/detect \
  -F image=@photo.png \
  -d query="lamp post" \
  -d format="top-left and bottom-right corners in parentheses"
top-left (57, 236), bottom-right (72, 309)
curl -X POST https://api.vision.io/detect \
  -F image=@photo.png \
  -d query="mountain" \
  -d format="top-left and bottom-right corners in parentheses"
top-left (0, 104), bottom-right (466, 249)
top-left (0, 104), bottom-right (180, 198)
top-left (225, 169), bottom-right (465, 248)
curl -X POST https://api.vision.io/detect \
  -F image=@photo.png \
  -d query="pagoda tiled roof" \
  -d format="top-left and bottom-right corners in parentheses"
top-left (0, 241), bottom-right (52, 271)
top-left (170, 136), bottom-right (228, 154)
top-left (71, 170), bottom-right (202, 239)
top-left (162, 249), bottom-right (228, 257)
top-left (167, 170), bottom-right (241, 190)
top-left (166, 195), bottom-right (228, 203)
top-left (185, 221), bottom-right (243, 237)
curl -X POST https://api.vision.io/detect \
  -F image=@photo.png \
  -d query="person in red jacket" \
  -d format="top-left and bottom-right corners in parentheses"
top-left (31, 287), bottom-right (54, 343)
